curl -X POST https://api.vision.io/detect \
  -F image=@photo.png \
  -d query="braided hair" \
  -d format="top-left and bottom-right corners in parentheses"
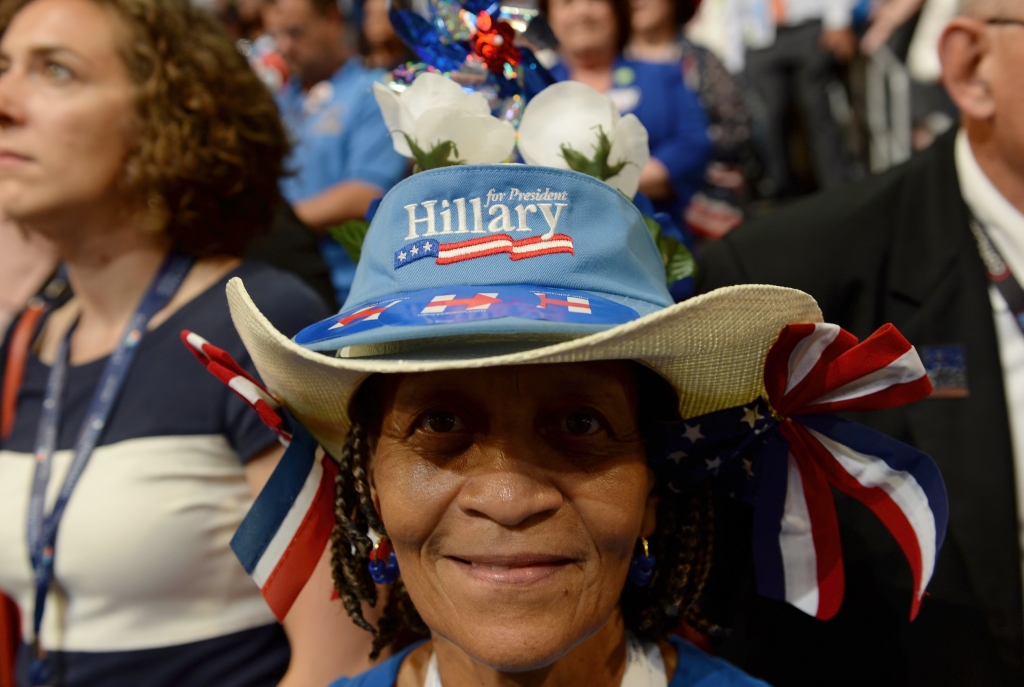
top-left (329, 366), bottom-right (717, 658)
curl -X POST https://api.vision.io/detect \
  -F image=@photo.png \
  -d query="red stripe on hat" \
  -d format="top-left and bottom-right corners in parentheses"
top-left (765, 324), bottom-right (856, 410)
top-left (799, 425), bottom-right (927, 620)
top-left (797, 324), bottom-right (920, 409)
top-left (782, 422), bottom-right (845, 620)
top-left (260, 455), bottom-right (338, 621)
top-left (767, 324), bottom-right (932, 417)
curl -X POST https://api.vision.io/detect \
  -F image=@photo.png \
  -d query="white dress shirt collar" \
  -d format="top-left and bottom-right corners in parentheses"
top-left (956, 128), bottom-right (1024, 278)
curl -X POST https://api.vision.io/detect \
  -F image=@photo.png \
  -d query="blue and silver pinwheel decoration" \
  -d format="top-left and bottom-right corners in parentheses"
top-left (385, 0), bottom-right (556, 122)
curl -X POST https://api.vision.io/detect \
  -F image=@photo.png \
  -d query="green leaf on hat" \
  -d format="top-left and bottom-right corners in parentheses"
top-left (660, 234), bottom-right (696, 284)
top-left (401, 133), bottom-right (465, 173)
top-left (559, 126), bottom-right (629, 182)
top-left (327, 219), bottom-right (370, 265)
top-left (643, 213), bottom-right (696, 285)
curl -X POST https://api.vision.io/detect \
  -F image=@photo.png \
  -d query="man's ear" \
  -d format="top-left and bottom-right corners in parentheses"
top-left (940, 18), bottom-right (997, 121)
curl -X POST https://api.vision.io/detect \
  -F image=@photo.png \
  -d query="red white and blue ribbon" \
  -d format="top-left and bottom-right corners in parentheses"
top-left (647, 323), bottom-right (948, 620)
top-left (181, 331), bottom-right (337, 621)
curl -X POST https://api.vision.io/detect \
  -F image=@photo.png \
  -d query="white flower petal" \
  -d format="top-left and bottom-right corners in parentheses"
top-left (414, 108), bottom-right (517, 164)
top-left (373, 81), bottom-right (413, 157)
top-left (517, 81), bottom-right (618, 168)
top-left (401, 72), bottom-right (482, 118)
top-left (606, 114), bottom-right (650, 198)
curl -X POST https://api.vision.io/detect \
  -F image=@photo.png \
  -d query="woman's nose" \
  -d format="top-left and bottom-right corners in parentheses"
top-left (0, 70), bottom-right (27, 127)
top-left (456, 464), bottom-right (564, 528)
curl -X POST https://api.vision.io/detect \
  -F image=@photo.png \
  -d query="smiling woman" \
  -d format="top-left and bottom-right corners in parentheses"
top-left (333, 363), bottom-right (715, 677)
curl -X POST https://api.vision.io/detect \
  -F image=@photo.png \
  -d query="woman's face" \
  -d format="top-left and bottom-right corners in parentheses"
top-left (630, 0), bottom-right (673, 37)
top-left (0, 0), bottom-right (135, 227)
top-left (371, 363), bottom-right (657, 671)
top-left (546, 0), bottom-right (619, 60)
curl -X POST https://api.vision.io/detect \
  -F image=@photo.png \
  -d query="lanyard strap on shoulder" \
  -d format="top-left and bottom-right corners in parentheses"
top-left (968, 217), bottom-right (1024, 334)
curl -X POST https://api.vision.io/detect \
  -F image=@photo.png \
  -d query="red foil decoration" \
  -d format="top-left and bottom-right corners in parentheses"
top-left (471, 11), bottom-right (522, 74)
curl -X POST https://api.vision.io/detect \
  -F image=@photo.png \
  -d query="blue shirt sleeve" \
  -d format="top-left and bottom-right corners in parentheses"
top-left (649, 75), bottom-right (712, 204)
top-left (341, 79), bottom-right (410, 192)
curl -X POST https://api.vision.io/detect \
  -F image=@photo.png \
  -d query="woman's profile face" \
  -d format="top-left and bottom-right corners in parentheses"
top-left (371, 363), bottom-right (657, 671)
top-left (0, 0), bottom-right (135, 228)
top-left (546, 0), bottom-right (619, 60)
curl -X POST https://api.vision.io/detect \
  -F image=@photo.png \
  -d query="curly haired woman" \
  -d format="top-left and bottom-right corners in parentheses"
top-left (0, 0), bottom-right (372, 684)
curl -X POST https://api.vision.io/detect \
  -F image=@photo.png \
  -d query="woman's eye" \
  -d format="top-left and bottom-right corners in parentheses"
top-left (419, 411), bottom-right (464, 433)
top-left (562, 411), bottom-right (602, 436)
top-left (45, 62), bottom-right (72, 80)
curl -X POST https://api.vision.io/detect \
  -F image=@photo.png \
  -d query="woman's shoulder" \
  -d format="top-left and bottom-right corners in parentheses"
top-left (327, 642), bottom-right (424, 687)
top-left (669, 636), bottom-right (770, 687)
top-left (218, 260), bottom-right (332, 338)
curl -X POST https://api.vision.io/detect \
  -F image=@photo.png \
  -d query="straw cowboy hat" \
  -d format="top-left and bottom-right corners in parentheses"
top-left (224, 163), bottom-right (821, 459)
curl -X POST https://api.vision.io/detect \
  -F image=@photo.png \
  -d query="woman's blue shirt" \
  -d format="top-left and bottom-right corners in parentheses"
top-left (550, 58), bottom-right (712, 222)
top-left (328, 636), bottom-right (768, 687)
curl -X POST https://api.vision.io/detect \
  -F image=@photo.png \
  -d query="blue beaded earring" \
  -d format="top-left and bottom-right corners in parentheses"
top-left (368, 533), bottom-right (400, 585)
top-left (628, 537), bottom-right (656, 587)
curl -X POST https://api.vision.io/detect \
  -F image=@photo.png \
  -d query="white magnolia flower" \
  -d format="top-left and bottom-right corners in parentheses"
top-left (516, 81), bottom-right (650, 198)
top-left (372, 73), bottom-right (516, 165)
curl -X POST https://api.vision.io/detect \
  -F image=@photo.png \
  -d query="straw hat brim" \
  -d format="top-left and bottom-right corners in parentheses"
top-left (226, 278), bottom-right (822, 459)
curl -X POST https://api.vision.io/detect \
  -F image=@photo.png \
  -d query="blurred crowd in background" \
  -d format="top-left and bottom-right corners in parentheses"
top-left (0, 0), bottom-right (964, 321)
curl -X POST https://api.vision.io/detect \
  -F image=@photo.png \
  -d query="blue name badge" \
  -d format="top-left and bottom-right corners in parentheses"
top-left (294, 285), bottom-right (639, 346)
top-left (920, 345), bottom-right (969, 399)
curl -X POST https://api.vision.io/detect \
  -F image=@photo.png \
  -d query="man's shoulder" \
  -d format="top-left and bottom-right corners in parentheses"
top-left (335, 59), bottom-right (387, 94)
top-left (697, 132), bottom-right (964, 297)
top-left (717, 135), bottom-right (957, 258)
top-left (744, 145), bottom-right (948, 243)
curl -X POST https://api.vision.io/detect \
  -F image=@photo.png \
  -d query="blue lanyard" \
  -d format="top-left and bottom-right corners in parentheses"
top-left (25, 252), bottom-right (193, 686)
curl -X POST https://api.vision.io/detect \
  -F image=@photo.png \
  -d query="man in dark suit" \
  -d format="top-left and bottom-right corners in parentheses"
top-left (698, 1), bottom-right (1024, 684)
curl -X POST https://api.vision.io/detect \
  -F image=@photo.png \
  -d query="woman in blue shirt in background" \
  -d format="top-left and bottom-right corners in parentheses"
top-left (540, 0), bottom-right (711, 224)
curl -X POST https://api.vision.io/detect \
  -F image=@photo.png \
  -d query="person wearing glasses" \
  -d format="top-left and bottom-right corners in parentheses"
top-left (698, 1), bottom-right (1024, 684)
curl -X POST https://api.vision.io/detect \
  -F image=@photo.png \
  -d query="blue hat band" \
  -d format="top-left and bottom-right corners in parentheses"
top-left (295, 284), bottom-right (644, 351)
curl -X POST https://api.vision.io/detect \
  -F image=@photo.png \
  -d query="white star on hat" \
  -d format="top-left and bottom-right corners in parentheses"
top-left (398, 251), bottom-right (407, 261)
top-left (423, 242), bottom-right (432, 251)
top-left (682, 423), bottom-right (704, 443)
top-left (705, 457), bottom-right (722, 472)
top-left (741, 406), bottom-right (760, 429)
top-left (410, 245), bottom-right (419, 255)
top-left (668, 451), bottom-right (687, 464)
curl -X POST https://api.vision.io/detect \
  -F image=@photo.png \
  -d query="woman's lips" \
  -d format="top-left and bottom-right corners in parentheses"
top-left (448, 555), bottom-right (574, 585)
top-left (0, 151), bottom-right (31, 168)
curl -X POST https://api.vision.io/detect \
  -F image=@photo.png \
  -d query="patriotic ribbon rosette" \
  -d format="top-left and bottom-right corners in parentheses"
top-left (181, 319), bottom-right (948, 623)
top-left (646, 322), bottom-right (947, 620)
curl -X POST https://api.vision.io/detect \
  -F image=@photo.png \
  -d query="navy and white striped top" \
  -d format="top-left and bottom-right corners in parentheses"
top-left (0, 261), bottom-right (330, 687)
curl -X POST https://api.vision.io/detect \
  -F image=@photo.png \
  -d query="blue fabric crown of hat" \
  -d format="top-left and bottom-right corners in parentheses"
top-left (296, 164), bottom-right (673, 354)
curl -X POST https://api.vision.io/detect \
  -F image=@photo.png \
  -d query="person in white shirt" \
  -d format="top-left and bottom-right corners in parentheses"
top-left (697, 0), bottom-right (1024, 683)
